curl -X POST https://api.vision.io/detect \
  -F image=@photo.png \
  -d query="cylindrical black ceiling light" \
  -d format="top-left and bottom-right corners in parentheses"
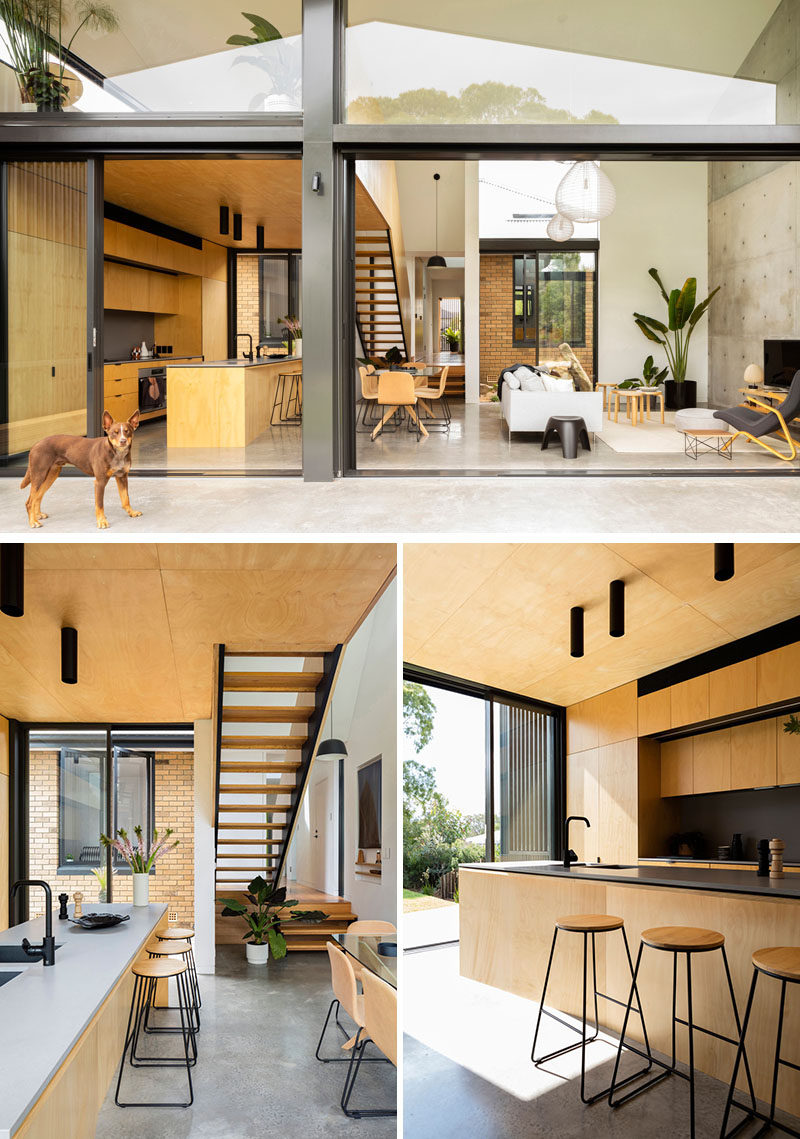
top-left (427, 173), bottom-right (446, 269)
top-left (0, 543), bottom-right (24, 618)
top-left (233, 213), bottom-right (243, 242)
top-left (609, 579), bottom-right (625, 638)
top-left (219, 205), bottom-right (230, 236)
top-left (256, 224), bottom-right (265, 251)
top-left (61, 627), bottom-right (78, 685)
top-left (570, 606), bottom-right (584, 659)
top-left (714, 543), bottom-right (735, 582)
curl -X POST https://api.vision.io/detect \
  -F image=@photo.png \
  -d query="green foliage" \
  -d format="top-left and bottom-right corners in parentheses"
top-left (404, 840), bottom-right (484, 891)
top-left (347, 82), bottom-right (617, 126)
top-left (634, 268), bottom-right (720, 383)
top-left (226, 11), bottom-right (282, 46)
top-left (618, 354), bottom-right (669, 390)
top-left (783, 714), bottom-right (800, 735)
top-left (219, 877), bottom-right (326, 957)
top-left (443, 325), bottom-right (461, 349)
top-left (403, 681), bottom-right (435, 753)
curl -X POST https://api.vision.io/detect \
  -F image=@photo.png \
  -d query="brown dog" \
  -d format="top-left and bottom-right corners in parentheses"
top-left (21, 410), bottom-right (142, 530)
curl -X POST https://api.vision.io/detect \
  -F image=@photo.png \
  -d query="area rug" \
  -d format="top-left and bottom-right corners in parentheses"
top-left (597, 410), bottom-right (693, 453)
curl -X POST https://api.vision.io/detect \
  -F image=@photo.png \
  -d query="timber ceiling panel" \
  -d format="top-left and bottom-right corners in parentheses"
top-left (404, 543), bottom-right (800, 707)
top-left (0, 544), bottom-right (395, 724)
top-left (103, 160), bottom-right (386, 249)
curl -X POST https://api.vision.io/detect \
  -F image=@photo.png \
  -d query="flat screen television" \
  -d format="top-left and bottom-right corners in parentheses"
top-left (764, 340), bottom-right (800, 388)
top-left (357, 756), bottom-right (382, 849)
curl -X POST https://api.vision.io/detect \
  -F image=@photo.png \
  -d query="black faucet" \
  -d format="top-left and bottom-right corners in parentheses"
top-left (11, 880), bottom-right (56, 966)
top-left (563, 816), bottom-right (590, 869)
top-left (236, 332), bottom-right (254, 361)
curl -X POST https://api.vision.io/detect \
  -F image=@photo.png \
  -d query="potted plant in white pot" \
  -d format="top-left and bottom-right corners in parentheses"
top-left (279, 315), bottom-right (302, 358)
top-left (616, 354), bottom-right (668, 397)
top-left (634, 268), bottom-right (720, 411)
top-left (219, 876), bottom-right (327, 964)
top-left (101, 825), bottom-right (179, 906)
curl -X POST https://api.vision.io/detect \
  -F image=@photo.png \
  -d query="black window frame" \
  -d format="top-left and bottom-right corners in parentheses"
top-left (511, 248), bottom-right (595, 356)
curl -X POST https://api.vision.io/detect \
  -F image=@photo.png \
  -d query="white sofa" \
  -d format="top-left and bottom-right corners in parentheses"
top-left (501, 386), bottom-right (603, 437)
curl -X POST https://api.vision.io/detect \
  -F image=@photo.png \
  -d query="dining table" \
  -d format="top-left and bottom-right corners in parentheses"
top-left (331, 931), bottom-right (397, 988)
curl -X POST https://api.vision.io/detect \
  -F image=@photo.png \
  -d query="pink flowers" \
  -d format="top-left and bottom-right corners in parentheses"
top-left (278, 315), bottom-right (302, 340)
top-left (100, 825), bottom-right (179, 873)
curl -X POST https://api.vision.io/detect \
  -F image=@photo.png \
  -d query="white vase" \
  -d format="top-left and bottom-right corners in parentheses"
top-left (245, 942), bottom-right (269, 965)
top-left (132, 873), bottom-right (150, 906)
top-left (293, 338), bottom-right (302, 359)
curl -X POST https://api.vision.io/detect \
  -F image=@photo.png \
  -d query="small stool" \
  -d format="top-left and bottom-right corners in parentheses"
top-left (146, 938), bottom-right (200, 1039)
top-left (609, 926), bottom-right (756, 1139)
top-left (114, 958), bottom-right (196, 1108)
top-left (531, 914), bottom-right (653, 1104)
top-left (721, 946), bottom-right (800, 1138)
top-left (157, 927), bottom-right (201, 1009)
top-left (541, 415), bottom-right (591, 459)
top-left (270, 372), bottom-right (302, 425)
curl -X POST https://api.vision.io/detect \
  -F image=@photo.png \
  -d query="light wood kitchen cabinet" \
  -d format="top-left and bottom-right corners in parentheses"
top-left (708, 658), bottom-right (757, 718)
top-left (661, 737), bottom-right (694, 797)
top-left (566, 748), bottom-right (598, 862)
top-left (596, 739), bottom-right (638, 863)
top-left (777, 720), bottom-right (800, 786)
top-left (693, 728), bottom-right (731, 795)
top-left (566, 700), bottom-right (599, 755)
top-left (730, 718), bottom-right (777, 790)
top-left (638, 687), bottom-right (671, 735)
top-left (757, 642), bottom-right (800, 705)
top-left (670, 674), bottom-right (709, 728)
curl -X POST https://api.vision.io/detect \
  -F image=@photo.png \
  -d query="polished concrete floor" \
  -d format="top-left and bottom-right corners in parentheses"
top-left (2, 472), bottom-right (799, 535)
top-left (404, 944), bottom-right (799, 1139)
top-left (95, 946), bottom-right (395, 1138)
top-left (132, 416), bottom-right (302, 471)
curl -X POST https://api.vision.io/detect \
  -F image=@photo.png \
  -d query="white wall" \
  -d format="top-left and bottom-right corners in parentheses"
top-left (193, 718), bottom-right (216, 975)
top-left (287, 756), bottom-right (340, 896)
top-left (598, 162), bottom-right (709, 398)
top-left (464, 161), bottom-right (481, 402)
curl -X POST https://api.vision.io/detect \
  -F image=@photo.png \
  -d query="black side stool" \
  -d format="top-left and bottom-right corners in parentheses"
top-left (541, 415), bottom-right (591, 459)
top-left (609, 926), bottom-right (756, 1139)
top-left (115, 958), bottom-right (196, 1108)
top-left (145, 938), bottom-right (200, 1041)
top-left (531, 914), bottom-right (653, 1104)
top-left (720, 946), bottom-right (800, 1138)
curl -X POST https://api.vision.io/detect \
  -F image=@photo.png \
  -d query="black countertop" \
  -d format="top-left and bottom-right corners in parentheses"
top-left (460, 860), bottom-right (800, 900)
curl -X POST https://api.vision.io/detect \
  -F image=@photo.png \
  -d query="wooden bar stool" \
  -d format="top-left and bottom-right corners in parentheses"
top-left (720, 946), bottom-right (800, 1138)
top-left (146, 938), bottom-right (200, 1039)
top-left (156, 926), bottom-right (201, 1009)
top-left (531, 914), bottom-right (653, 1104)
top-left (609, 926), bottom-right (756, 1139)
top-left (114, 958), bottom-right (196, 1108)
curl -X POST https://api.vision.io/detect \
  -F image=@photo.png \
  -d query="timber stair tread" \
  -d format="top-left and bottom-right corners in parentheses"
top-left (218, 784), bottom-right (297, 795)
top-left (223, 671), bottom-right (323, 692)
top-left (221, 735), bottom-right (306, 749)
top-left (222, 706), bottom-right (313, 723)
top-left (218, 823), bottom-right (287, 830)
top-left (220, 761), bottom-right (301, 773)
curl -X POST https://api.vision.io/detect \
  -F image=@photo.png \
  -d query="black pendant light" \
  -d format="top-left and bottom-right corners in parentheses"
top-left (61, 627), bottom-right (78, 685)
top-left (0, 543), bottom-right (24, 618)
top-left (570, 606), bottom-right (584, 658)
top-left (219, 205), bottom-right (230, 236)
top-left (317, 689), bottom-right (348, 762)
top-left (233, 213), bottom-right (243, 242)
top-left (714, 543), bottom-right (735, 582)
top-left (427, 173), bottom-right (446, 268)
top-left (609, 579), bottom-right (625, 638)
top-left (256, 224), bottom-right (265, 251)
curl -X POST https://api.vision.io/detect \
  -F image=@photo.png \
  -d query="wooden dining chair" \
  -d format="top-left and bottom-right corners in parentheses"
top-left (414, 366), bottom-right (450, 430)
top-left (371, 373), bottom-right (428, 440)
top-left (357, 365), bottom-right (379, 431)
top-left (341, 970), bottom-right (397, 1119)
top-left (316, 942), bottom-right (365, 1063)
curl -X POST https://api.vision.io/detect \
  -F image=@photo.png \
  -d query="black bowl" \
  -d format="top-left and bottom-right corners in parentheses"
top-left (377, 941), bottom-right (397, 957)
top-left (69, 913), bottom-right (130, 930)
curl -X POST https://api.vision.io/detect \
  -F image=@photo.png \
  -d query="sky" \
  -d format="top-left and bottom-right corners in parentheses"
top-left (405, 685), bottom-right (486, 816)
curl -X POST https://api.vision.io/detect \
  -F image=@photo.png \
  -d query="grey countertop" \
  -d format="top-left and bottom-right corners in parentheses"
top-left (104, 355), bottom-right (202, 366)
top-left (460, 860), bottom-right (800, 900)
top-left (166, 356), bottom-right (300, 369)
top-left (0, 902), bottom-right (166, 1138)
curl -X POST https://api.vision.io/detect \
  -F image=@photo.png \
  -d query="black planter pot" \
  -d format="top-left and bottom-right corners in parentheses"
top-left (664, 379), bottom-right (697, 411)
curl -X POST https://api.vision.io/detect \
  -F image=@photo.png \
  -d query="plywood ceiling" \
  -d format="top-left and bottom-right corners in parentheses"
top-left (104, 160), bottom-right (386, 249)
top-left (404, 543), bottom-right (800, 707)
top-left (0, 543), bottom-right (396, 724)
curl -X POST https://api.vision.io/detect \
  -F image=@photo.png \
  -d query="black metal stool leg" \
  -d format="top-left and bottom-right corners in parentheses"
top-left (686, 952), bottom-right (696, 1139)
top-left (720, 968), bottom-right (759, 1139)
top-left (609, 943), bottom-right (671, 1108)
top-left (769, 981), bottom-right (788, 1128)
top-left (531, 927), bottom-right (560, 1061)
top-left (116, 969), bottom-right (195, 1108)
top-left (721, 946), bottom-right (757, 1116)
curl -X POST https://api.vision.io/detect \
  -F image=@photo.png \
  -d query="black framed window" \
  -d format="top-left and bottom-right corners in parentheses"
top-left (513, 251), bottom-right (592, 351)
top-left (513, 253), bottom-right (537, 344)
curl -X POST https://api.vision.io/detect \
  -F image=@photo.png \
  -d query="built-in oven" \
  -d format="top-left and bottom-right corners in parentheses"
top-left (138, 367), bottom-right (167, 413)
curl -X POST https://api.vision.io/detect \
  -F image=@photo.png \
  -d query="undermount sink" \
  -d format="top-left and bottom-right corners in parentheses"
top-left (0, 944), bottom-right (62, 963)
top-left (0, 970), bottom-right (24, 988)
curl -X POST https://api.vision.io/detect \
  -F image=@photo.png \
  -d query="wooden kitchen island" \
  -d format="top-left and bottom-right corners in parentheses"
top-left (460, 862), bottom-right (800, 1114)
top-left (166, 356), bottom-right (301, 448)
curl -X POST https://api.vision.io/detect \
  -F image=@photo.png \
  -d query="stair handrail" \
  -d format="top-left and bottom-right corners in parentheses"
top-left (213, 642), bottom-right (226, 853)
top-left (271, 644), bottom-right (344, 888)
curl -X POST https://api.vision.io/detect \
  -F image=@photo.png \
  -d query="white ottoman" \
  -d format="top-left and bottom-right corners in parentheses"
top-left (674, 407), bottom-right (724, 433)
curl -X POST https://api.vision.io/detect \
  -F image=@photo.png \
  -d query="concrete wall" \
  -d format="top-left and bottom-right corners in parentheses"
top-left (708, 160), bottom-right (800, 406)
top-left (598, 162), bottom-right (709, 398)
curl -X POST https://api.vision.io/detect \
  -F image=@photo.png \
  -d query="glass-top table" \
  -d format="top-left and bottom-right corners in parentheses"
top-left (375, 366), bottom-right (441, 378)
top-left (331, 932), bottom-right (397, 989)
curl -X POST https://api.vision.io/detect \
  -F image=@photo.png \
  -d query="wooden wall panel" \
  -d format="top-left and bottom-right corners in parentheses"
top-left (693, 728), bottom-right (731, 795)
top-left (730, 718), bottom-right (777, 791)
top-left (708, 658), bottom-right (757, 718)
top-left (637, 687), bottom-right (670, 735)
top-left (566, 700), bottom-right (599, 754)
top-left (661, 737), bottom-right (694, 797)
top-left (597, 739), bottom-right (638, 863)
top-left (637, 737), bottom-right (679, 856)
top-left (777, 720), bottom-right (800, 786)
top-left (757, 642), bottom-right (800, 705)
top-left (566, 748), bottom-right (598, 862)
top-left (670, 673), bottom-right (709, 728)
top-left (596, 681), bottom-right (638, 745)
top-left (0, 716), bottom-right (8, 932)
top-left (202, 278), bottom-right (229, 360)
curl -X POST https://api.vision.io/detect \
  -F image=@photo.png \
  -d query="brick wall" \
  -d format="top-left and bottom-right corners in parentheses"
top-left (479, 254), bottom-right (595, 388)
top-left (27, 749), bottom-right (194, 924)
top-left (236, 255), bottom-right (261, 348)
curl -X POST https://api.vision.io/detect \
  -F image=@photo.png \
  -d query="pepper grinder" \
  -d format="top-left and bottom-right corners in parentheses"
top-left (73, 890), bottom-right (84, 918)
top-left (770, 837), bottom-right (785, 879)
top-left (757, 839), bottom-right (770, 877)
top-left (58, 893), bottom-right (69, 920)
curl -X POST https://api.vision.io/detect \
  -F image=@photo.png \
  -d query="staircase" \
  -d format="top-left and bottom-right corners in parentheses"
top-left (355, 229), bottom-right (409, 359)
top-left (213, 647), bottom-right (358, 950)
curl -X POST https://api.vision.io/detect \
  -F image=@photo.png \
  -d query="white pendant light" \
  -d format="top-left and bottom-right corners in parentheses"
top-left (555, 161), bottom-right (616, 223)
top-left (546, 213), bottom-right (574, 242)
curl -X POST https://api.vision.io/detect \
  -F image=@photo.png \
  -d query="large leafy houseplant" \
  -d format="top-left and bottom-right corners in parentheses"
top-left (219, 876), bottom-right (326, 961)
top-left (0, 0), bottom-right (118, 110)
top-left (617, 354), bottom-right (668, 392)
top-left (634, 268), bottom-right (719, 385)
top-left (226, 11), bottom-right (300, 112)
